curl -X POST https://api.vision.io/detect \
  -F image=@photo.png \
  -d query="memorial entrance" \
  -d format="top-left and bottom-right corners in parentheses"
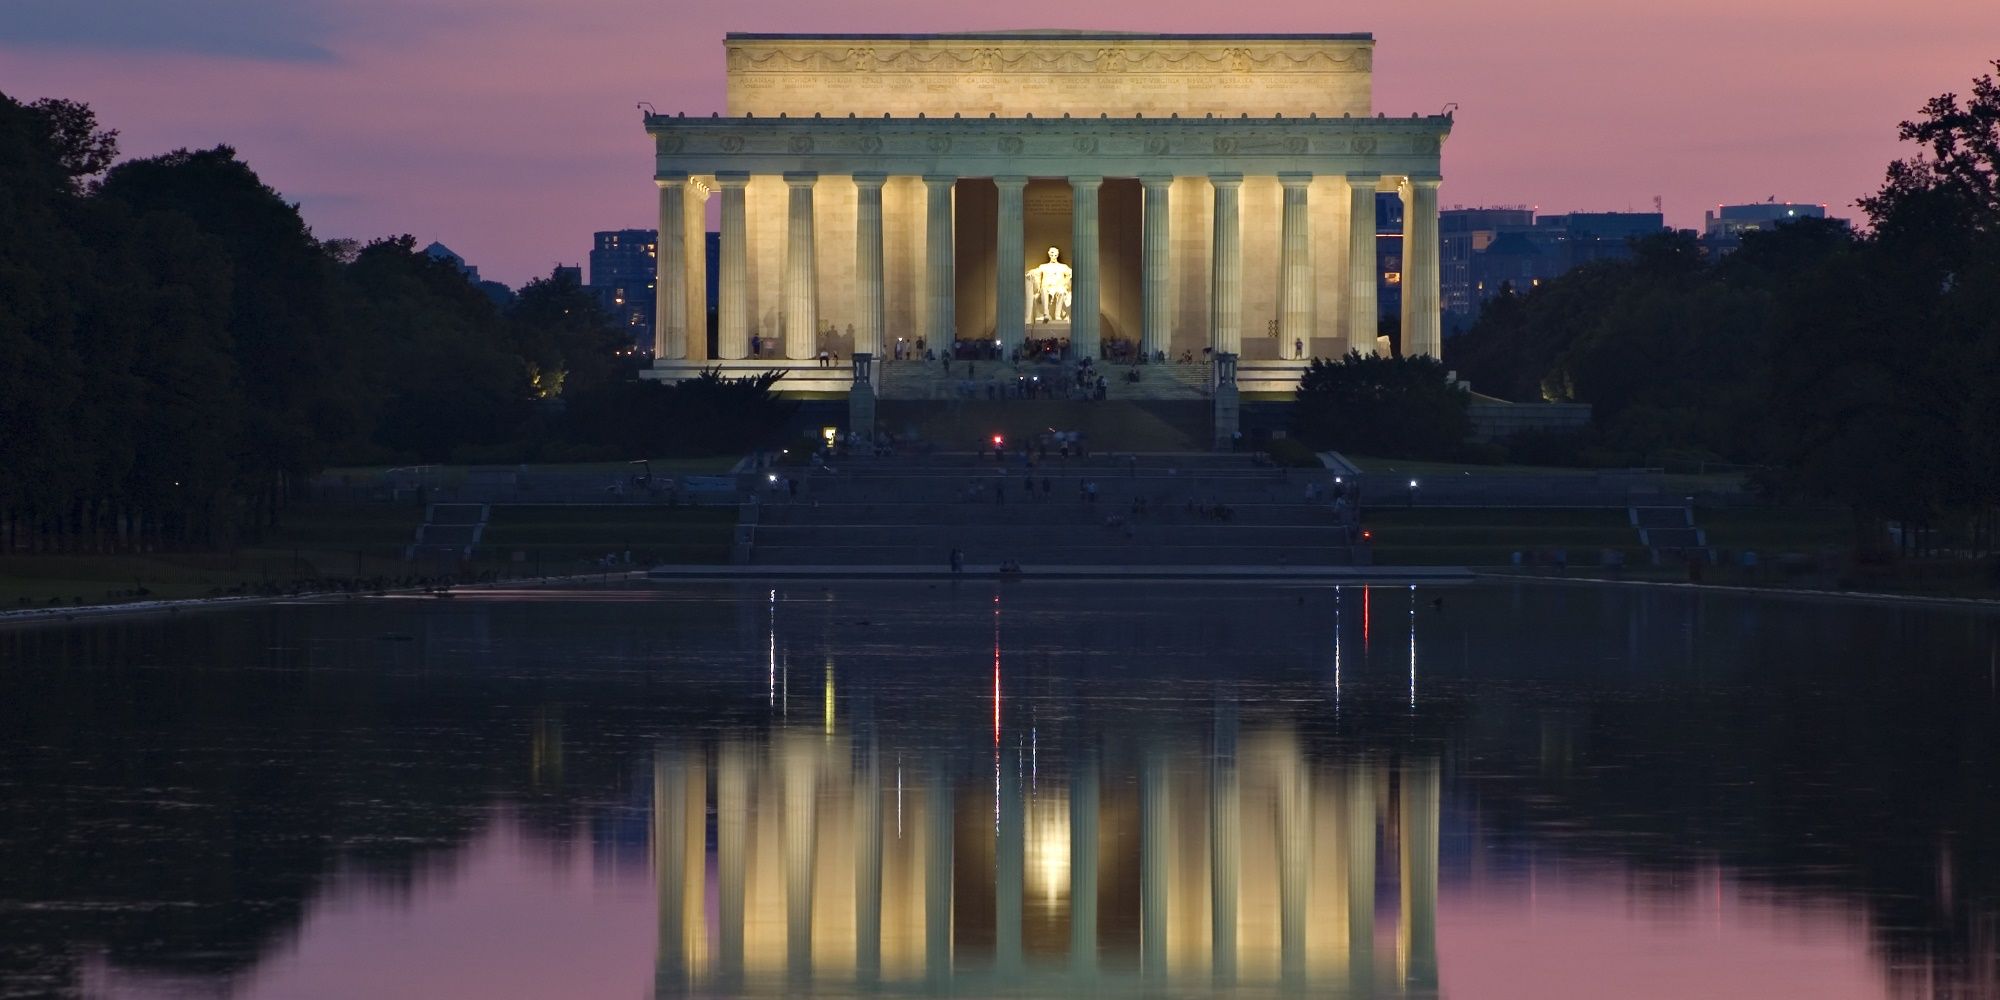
top-left (640, 31), bottom-right (1453, 398)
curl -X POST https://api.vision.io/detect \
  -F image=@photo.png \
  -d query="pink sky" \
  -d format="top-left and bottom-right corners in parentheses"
top-left (5, 0), bottom-right (1998, 287)
top-left (78, 816), bottom-right (1897, 999)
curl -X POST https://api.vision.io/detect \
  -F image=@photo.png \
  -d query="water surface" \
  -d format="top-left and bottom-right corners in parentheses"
top-left (1, 581), bottom-right (1995, 998)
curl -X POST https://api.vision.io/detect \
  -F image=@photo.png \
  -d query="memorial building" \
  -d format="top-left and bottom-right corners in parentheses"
top-left (641, 31), bottom-right (1452, 397)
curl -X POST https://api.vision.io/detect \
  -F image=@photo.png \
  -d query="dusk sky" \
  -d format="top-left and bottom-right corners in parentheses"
top-left (5, 0), bottom-right (1998, 287)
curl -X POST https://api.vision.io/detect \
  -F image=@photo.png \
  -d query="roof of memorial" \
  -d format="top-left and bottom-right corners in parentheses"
top-left (724, 31), bottom-right (1375, 42)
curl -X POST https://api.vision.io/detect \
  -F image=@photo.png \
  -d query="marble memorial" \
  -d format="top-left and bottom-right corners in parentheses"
top-left (640, 31), bottom-right (1452, 395)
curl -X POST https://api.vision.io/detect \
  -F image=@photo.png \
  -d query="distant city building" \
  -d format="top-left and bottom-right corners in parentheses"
top-left (423, 241), bottom-right (514, 307)
top-left (1440, 207), bottom-right (1535, 318)
top-left (553, 264), bottom-right (584, 287)
top-left (1440, 209), bottom-right (1668, 331)
top-left (587, 229), bottom-right (659, 351)
top-left (1702, 201), bottom-right (1840, 255)
top-left (423, 241), bottom-right (480, 283)
top-left (1544, 211), bottom-right (1668, 267)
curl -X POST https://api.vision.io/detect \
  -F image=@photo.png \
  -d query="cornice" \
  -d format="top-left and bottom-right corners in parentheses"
top-left (723, 38), bottom-right (1374, 76)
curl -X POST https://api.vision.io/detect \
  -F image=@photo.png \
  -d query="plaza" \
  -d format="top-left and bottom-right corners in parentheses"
top-left (640, 32), bottom-right (1452, 396)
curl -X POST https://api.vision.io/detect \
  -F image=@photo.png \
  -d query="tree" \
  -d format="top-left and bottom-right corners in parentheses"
top-left (1291, 352), bottom-right (1470, 460)
top-left (507, 268), bottom-right (634, 400)
top-left (24, 98), bottom-right (118, 191)
top-left (338, 237), bottom-right (532, 462)
top-left (1860, 60), bottom-right (2000, 243)
top-left (98, 146), bottom-right (357, 533)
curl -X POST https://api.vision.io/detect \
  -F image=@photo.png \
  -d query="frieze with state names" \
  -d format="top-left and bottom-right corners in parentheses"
top-left (725, 42), bottom-right (1373, 76)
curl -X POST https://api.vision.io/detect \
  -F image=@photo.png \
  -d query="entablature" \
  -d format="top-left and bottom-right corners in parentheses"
top-left (646, 114), bottom-right (1450, 180)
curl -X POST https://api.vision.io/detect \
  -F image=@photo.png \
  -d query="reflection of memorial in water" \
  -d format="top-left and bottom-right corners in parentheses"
top-left (647, 723), bottom-right (1441, 995)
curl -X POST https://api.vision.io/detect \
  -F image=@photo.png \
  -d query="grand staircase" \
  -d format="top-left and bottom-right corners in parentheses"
top-left (741, 452), bottom-right (1363, 567)
top-left (877, 358), bottom-right (1212, 401)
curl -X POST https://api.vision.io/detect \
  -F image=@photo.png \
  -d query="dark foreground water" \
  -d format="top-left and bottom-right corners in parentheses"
top-left (0, 581), bottom-right (1996, 999)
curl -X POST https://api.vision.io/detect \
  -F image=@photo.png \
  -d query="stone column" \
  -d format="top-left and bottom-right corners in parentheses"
top-left (1069, 176), bottom-right (1103, 360)
top-left (654, 175), bottom-right (688, 361)
top-left (652, 749), bottom-right (688, 990)
top-left (1209, 174), bottom-right (1243, 357)
top-left (1399, 758), bottom-right (1440, 992)
top-left (1210, 705), bottom-right (1240, 983)
top-left (1141, 175), bottom-right (1172, 361)
top-left (717, 172), bottom-right (751, 360)
top-left (1345, 174), bottom-right (1381, 356)
top-left (1345, 765), bottom-right (1376, 993)
top-left (1140, 748), bottom-right (1169, 980)
top-left (716, 742), bottom-right (749, 983)
top-left (996, 745), bottom-right (1024, 978)
top-left (1275, 745), bottom-right (1310, 984)
top-left (923, 175), bottom-right (956, 349)
top-left (925, 763), bottom-right (954, 985)
top-left (1400, 176), bottom-right (1443, 360)
top-left (783, 737), bottom-right (819, 982)
top-left (783, 172), bottom-right (819, 361)
top-left (1070, 756), bottom-right (1100, 975)
top-left (685, 180), bottom-right (711, 362)
top-left (993, 176), bottom-right (1028, 355)
top-left (854, 173), bottom-right (886, 362)
top-left (855, 741), bottom-right (883, 985)
top-left (1278, 173), bottom-right (1313, 361)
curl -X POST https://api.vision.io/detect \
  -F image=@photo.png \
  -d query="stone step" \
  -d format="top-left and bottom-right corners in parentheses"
top-left (747, 544), bottom-right (1361, 566)
top-left (749, 524), bottom-right (1359, 547)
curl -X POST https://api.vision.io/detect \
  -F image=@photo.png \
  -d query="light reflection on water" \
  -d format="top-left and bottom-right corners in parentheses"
top-left (1, 581), bottom-right (1996, 999)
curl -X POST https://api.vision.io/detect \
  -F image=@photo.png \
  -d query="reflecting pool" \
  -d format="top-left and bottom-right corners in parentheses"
top-left (0, 581), bottom-right (1995, 998)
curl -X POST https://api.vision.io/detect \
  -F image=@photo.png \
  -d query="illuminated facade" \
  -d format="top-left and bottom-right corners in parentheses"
top-left (647, 729), bottom-right (1440, 995)
top-left (640, 32), bottom-right (1452, 394)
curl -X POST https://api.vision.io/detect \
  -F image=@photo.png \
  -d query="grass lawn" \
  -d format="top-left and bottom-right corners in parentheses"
top-left (1343, 454), bottom-right (1746, 493)
top-left (1, 503), bottom-right (739, 609)
top-left (321, 455), bottom-right (741, 484)
top-left (1358, 505), bottom-right (1852, 568)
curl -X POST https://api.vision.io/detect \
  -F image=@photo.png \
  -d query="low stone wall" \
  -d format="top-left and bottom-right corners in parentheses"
top-left (1467, 401), bottom-right (1593, 441)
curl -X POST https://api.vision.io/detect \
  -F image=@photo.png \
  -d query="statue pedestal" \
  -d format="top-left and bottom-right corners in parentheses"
top-left (1026, 320), bottom-right (1072, 352)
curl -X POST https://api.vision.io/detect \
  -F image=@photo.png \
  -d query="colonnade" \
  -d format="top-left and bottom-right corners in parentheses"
top-left (649, 736), bottom-right (1441, 994)
top-left (652, 170), bottom-right (1443, 367)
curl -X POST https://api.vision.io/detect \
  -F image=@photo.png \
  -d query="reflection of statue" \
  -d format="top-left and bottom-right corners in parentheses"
top-left (1025, 246), bottom-right (1072, 324)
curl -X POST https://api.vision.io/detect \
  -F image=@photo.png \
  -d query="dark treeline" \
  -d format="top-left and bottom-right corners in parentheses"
top-left (0, 94), bottom-right (790, 552)
top-left (1447, 62), bottom-right (2000, 536)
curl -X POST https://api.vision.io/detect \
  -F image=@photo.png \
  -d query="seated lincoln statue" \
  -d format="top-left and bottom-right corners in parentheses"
top-left (1025, 246), bottom-right (1073, 324)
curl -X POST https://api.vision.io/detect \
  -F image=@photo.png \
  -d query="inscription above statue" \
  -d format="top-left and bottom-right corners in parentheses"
top-left (1025, 246), bottom-right (1073, 324)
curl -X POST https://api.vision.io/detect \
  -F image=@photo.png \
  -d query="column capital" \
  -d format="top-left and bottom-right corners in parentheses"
top-left (1278, 172), bottom-right (1314, 189)
top-left (656, 170), bottom-right (690, 187)
top-left (1208, 172), bottom-right (1244, 189)
top-left (1067, 175), bottom-right (1104, 190)
top-left (1401, 174), bottom-right (1444, 190)
top-left (1140, 174), bottom-right (1174, 190)
top-left (993, 175), bottom-right (1029, 191)
top-left (1343, 171), bottom-right (1383, 185)
top-left (783, 170), bottom-right (818, 187)
top-left (921, 174), bottom-right (957, 188)
top-left (852, 171), bottom-right (887, 189)
top-left (714, 171), bottom-right (750, 189)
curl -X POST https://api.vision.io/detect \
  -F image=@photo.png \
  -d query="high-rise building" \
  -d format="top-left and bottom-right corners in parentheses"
top-left (1440, 207), bottom-right (1535, 320)
top-left (1436, 210), bottom-right (1667, 330)
top-left (588, 229), bottom-right (659, 350)
top-left (1702, 202), bottom-right (1839, 255)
